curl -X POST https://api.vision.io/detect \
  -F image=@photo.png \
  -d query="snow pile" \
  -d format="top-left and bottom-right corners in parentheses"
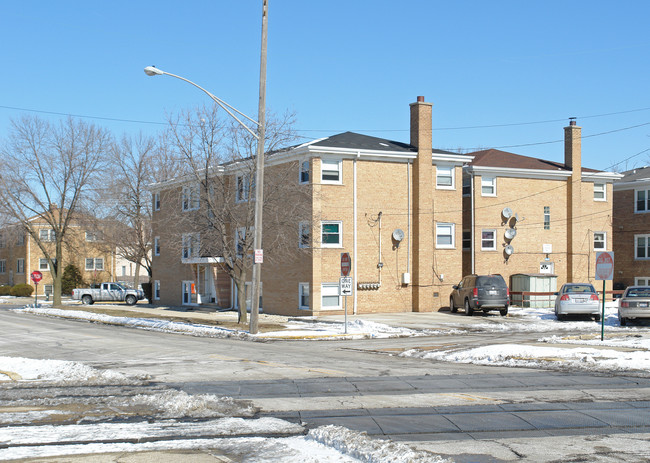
top-left (308, 425), bottom-right (450, 463)
top-left (127, 390), bottom-right (258, 418)
top-left (262, 318), bottom-right (430, 339)
top-left (0, 356), bottom-right (135, 384)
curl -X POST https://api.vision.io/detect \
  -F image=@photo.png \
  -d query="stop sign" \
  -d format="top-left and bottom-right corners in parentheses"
top-left (31, 271), bottom-right (43, 283)
top-left (340, 252), bottom-right (351, 277)
top-left (595, 252), bottom-right (614, 281)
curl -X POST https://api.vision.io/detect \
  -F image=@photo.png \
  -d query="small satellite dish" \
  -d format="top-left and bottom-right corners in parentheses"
top-left (513, 213), bottom-right (520, 222)
top-left (504, 245), bottom-right (514, 256)
top-left (504, 228), bottom-right (517, 240)
top-left (392, 229), bottom-right (405, 242)
top-left (502, 207), bottom-right (513, 219)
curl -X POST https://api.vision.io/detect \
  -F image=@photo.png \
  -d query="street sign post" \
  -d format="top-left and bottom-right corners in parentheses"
top-left (340, 253), bottom-right (352, 333)
top-left (339, 277), bottom-right (353, 296)
top-left (595, 252), bottom-right (614, 341)
top-left (30, 271), bottom-right (43, 307)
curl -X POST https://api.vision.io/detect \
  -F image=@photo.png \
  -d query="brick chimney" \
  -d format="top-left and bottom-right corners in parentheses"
top-left (564, 118), bottom-right (582, 282)
top-left (410, 96), bottom-right (434, 312)
top-left (564, 118), bottom-right (581, 171)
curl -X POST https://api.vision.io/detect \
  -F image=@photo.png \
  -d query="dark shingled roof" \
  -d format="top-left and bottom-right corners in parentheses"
top-left (310, 131), bottom-right (461, 156)
top-left (469, 149), bottom-right (600, 173)
top-left (619, 166), bottom-right (650, 181)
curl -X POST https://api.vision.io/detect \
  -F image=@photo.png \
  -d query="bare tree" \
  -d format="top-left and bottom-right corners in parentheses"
top-left (0, 116), bottom-right (111, 305)
top-left (163, 105), bottom-right (307, 323)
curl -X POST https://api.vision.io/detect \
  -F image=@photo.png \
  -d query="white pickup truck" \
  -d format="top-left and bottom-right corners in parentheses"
top-left (72, 282), bottom-right (145, 306)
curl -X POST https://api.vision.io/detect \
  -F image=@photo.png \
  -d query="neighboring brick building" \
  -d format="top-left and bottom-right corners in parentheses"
top-left (0, 214), bottom-right (117, 296)
top-left (613, 166), bottom-right (650, 287)
top-left (462, 121), bottom-right (621, 288)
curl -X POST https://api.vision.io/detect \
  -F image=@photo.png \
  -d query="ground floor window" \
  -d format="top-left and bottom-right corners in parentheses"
top-left (85, 258), bottom-right (104, 271)
top-left (16, 258), bottom-right (24, 274)
top-left (635, 277), bottom-right (650, 286)
top-left (299, 282), bottom-right (310, 309)
top-left (593, 232), bottom-right (606, 251)
top-left (0, 260), bottom-right (5, 274)
top-left (321, 283), bottom-right (340, 310)
top-left (154, 280), bottom-right (160, 300)
top-left (481, 229), bottom-right (496, 251)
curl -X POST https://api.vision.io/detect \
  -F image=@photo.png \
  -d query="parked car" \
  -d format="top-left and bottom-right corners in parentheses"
top-left (618, 286), bottom-right (650, 326)
top-left (450, 274), bottom-right (509, 316)
top-left (554, 283), bottom-right (600, 321)
top-left (72, 282), bottom-right (145, 306)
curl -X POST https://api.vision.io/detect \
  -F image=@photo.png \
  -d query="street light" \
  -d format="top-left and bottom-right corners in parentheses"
top-left (143, 0), bottom-right (268, 334)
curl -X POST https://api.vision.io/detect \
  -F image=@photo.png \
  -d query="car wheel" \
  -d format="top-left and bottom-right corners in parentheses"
top-left (125, 295), bottom-right (137, 306)
top-left (450, 297), bottom-right (458, 313)
top-left (619, 316), bottom-right (627, 326)
top-left (500, 306), bottom-right (508, 316)
top-left (464, 299), bottom-right (473, 316)
top-left (81, 295), bottom-right (94, 305)
top-left (594, 314), bottom-right (601, 322)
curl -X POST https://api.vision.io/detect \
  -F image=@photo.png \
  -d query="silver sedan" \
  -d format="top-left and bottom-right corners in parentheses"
top-left (554, 283), bottom-right (600, 321)
top-left (618, 286), bottom-right (650, 326)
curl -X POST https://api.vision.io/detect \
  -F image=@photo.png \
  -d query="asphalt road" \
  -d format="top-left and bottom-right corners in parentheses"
top-left (2, 306), bottom-right (650, 462)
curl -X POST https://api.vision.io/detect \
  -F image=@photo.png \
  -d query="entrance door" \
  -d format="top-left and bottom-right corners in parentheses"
top-left (181, 280), bottom-right (196, 305)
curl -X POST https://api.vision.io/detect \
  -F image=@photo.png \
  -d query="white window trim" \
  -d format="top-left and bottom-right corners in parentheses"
top-left (299, 221), bottom-right (310, 248)
top-left (298, 282), bottom-right (310, 310)
top-left (299, 160), bottom-right (310, 185)
top-left (16, 258), bottom-right (24, 274)
top-left (481, 229), bottom-right (497, 251)
top-left (635, 234), bottom-right (650, 261)
top-left (593, 183), bottom-right (606, 202)
top-left (154, 280), bottom-right (161, 300)
top-left (635, 277), bottom-right (650, 286)
top-left (435, 222), bottom-right (455, 249)
top-left (435, 165), bottom-right (455, 190)
top-left (39, 258), bottom-right (50, 271)
top-left (154, 236), bottom-right (160, 256)
top-left (481, 176), bottom-right (496, 197)
top-left (635, 188), bottom-right (650, 213)
top-left (321, 221), bottom-right (343, 248)
top-left (182, 233), bottom-right (200, 259)
top-left (321, 283), bottom-right (341, 310)
top-left (321, 158), bottom-right (342, 184)
top-left (593, 231), bottom-right (607, 251)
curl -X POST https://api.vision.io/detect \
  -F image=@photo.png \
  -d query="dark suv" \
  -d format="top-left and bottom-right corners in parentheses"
top-left (450, 274), bottom-right (509, 316)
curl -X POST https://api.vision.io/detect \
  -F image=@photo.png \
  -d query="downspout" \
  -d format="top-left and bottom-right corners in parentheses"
top-left (407, 160), bottom-right (411, 277)
top-left (471, 171), bottom-right (476, 274)
top-left (353, 152), bottom-right (359, 314)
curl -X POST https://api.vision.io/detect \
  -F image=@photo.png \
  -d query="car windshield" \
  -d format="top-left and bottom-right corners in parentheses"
top-left (625, 287), bottom-right (650, 298)
top-left (476, 276), bottom-right (505, 287)
top-left (565, 284), bottom-right (595, 293)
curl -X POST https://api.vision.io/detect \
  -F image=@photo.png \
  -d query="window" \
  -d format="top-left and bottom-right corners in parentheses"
top-left (321, 159), bottom-right (342, 183)
top-left (85, 258), bottom-right (104, 271)
top-left (636, 189), bottom-right (650, 213)
top-left (44, 285), bottom-right (53, 296)
top-left (462, 175), bottom-right (471, 197)
top-left (299, 282), bottom-right (310, 309)
top-left (85, 231), bottom-right (100, 242)
top-left (16, 258), bottom-right (24, 274)
top-left (436, 165), bottom-right (454, 189)
top-left (436, 223), bottom-right (455, 249)
top-left (635, 277), bottom-right (650, 286)
top-left (16, 234), bottom-right (25, 246)
top-left (481, 229), bottom-right (496, 251)
top-left (154, 236), bottom-right (160, 256)
top-left (321, 221), bottom-right (342, 247)
top-left (235, 227), bottom-right (247, 256)
top-left (39, 229), bottom-right (56, 242)
top-left (544, 206), bottom-right (551, 230)
top-left (481, 176), bottom-right (496, 196)
top-left (0, 260), bottom-right (5, 274)
top-left (122, 265), bottom-right (127, 276)
top-left (236, 174), bottom-right (254, 202)
top-left (0, 234), bottom-right (4, 248)
top-left (593, 183), bottom-right (606, 201)
top-left (182, 185), bottom-right (199, 211)
top-left (321, 283), bottom-right (340, 310)
top-left (462, 230), bottom-right (471, 251)
top-left (182, 233), bottom-right (200, 259)
top-left (593, 232), bottom-right (606, 251)
top-left (154, 280), bottom-right (161, 300)
top-left (153, 192), bottom-right (161, 211)
top-left (300, 160), bottom-right (310, 184)
top-left (39, 258), bottom-right (49, 271)
top-left (635, 234), bottom-right (650, 260)
top-left (299, 221), bottom-right (310, 248)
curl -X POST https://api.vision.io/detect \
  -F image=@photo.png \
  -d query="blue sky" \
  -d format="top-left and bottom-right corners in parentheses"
top-left (1, 1), bottom-right (649, 172)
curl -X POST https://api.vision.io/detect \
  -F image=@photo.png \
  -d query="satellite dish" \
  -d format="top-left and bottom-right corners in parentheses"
top-left (502, 207), bottom-right (513, 219)
top-left (504, 245), bottom-right (514, 256)
top-left (504, 228), bottom-right (517, 240)
top-left (513, 213), bottom-right (520, 222)
top-left (392, 229), bottom-right (405, 242)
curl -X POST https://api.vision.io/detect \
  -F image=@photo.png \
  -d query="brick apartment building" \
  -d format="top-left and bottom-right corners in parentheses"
top-left (613, 166), bottom-right (650, 287)
top-left (150, 97), bottom-right (621, 316)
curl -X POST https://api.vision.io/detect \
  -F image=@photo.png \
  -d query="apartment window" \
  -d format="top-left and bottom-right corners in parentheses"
top-left (635, 277), bottom-right (650, 286)
top-left (321, 283), bottom-right (340, 310)
top-left (16, 234), bottom-right (25, 246)
top-left (435, 223), bottom-right (455, 249)
top-left (122, 265), bottom-right (127, 276)
top-left (182, 185), bottom-right (199, 211)
top-left (635, 234), bottom-right (650, 260)
top-left (321, 221), bottom-right (342, 247)
top-left (436, 165), bottom-right (454, 189)
top-left (85, 231), bottom-right (100, 242)
top-left (154, 236), bottom-right (160, 256)
top-left (462, 230), bottom-right (471, 251)
top-left (544, 206), bottom-right (551, 230)
top-left (0, 234), bottom-right (4, 248)
top-left (462, 175), bottom-right (471, 197)
top-left (481, 176), bottom-right (496, 196)
top-left (44, 285), bottom-right (53, 296)
top-left (636, 189), bottom-right (650, 213)
top-left (16, 258), bottom-right (24, 274)
top-left (0, 260), bottom-right (5, 274)
top-left (154, 280), bottom-right (161, 300)
top-left (481, 229), bottom-right (497, 251)
top-left (593, 232), bottom-right (606, 251)
top-left (85, 258), bottom-right (104, 271)
top-left (321, 159), bottom-right (342, 183)
top-left (39, 229), bottom-right (56, 242)
top-left (39, 258), bottom-right (49, 271)
top-left (299, 221), bottom-right (310, 248)
top-left (299, 282), bottom-right (310, 310)
top-left (153, 192), bottom-right (161, 211)
top-left (182, 233), bottom-right (200, 259)
top-left (593, 183), bottom-right (606, 201)
top-left (235, 228), bottom-right (247, 256)
top-left (300, 160), bottom-right (310, 184)
top-left (236, 174), bottom-right (254, 202)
